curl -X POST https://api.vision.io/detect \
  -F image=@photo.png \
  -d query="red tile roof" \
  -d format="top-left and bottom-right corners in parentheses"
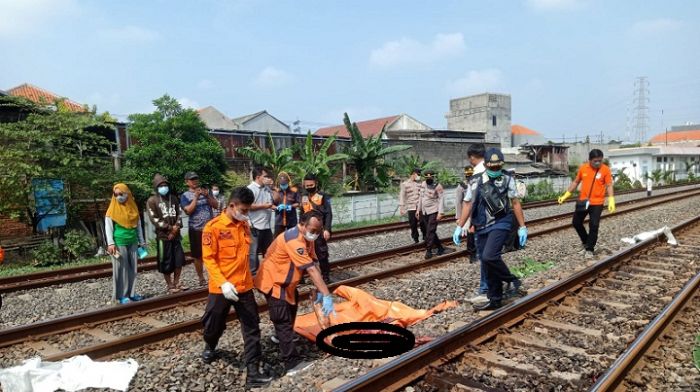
top-left (511, 124), bottom-right (541, 136)
top-left (650, 129), bottom-right (700, 143)
top-left (315, 115), bottom-right (400, 138)
top-left (7, 83), bottom-right (85, 112)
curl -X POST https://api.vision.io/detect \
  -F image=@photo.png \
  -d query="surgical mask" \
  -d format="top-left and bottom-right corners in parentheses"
top-left (280, 183), bottom-right (289, 190)
top-left (234, 211), bottom-right (248, 222)
top-left (425, 178), bottom-right (434, 185)
top-left (157, 186), bottom-right (169, 196)
top-left (414, 175), bottom-right (421, 181)
top-left (304, 231), bottom-right (319, 241)
top-left (116, 194), bottom-right (128, 204)
top-left (305, 186), bottom-right (317, 194)
top-left (486, 169), bottom-right (502, 178)
top-left (212, 190), bottom-right (220, 197)
top-left (591, 161), bottom-right (602, 169)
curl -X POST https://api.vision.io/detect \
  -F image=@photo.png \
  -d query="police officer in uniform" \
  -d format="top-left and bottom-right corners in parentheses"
top-left (399, 168), bottom-right (425, 243)
top-left (417, 170), bottom-right (445, 259)
top-left (300, 173), bottom-right (333, 283)
top-left (200, 187), bottom-right (273, 388)
top-left (454, 148), bottom-right (528, 310)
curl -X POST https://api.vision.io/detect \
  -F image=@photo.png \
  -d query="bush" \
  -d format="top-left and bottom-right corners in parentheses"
top-left (63, 230), bottom-right (94, 261)
top-left (31, 241), bottom-right (63, 267)
top-left (524, 180), bottom-right (558, 202)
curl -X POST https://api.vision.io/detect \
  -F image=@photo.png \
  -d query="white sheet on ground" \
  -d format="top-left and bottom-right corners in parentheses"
top-left (0, 355), bottom-right (138, 392)
top-left (621, 226), bottom-right (678, 246)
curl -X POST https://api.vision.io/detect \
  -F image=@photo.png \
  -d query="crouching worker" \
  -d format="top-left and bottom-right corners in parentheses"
top-left (453, 148), bottom-right (528, 310)
top-left (200, 187), bottom-right (273, 388)
top-left (254, 210), bottom-right (336, 377)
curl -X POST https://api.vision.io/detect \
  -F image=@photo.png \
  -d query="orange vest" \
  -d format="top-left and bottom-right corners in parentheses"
top-left (201, 213), bottom-right (254, 294)
top-left (254, 226), bottom-right (316, 304)
top-left (576, 163), bottom-right (612, 205)
top-left (301, 193), bottom-right (323, 213)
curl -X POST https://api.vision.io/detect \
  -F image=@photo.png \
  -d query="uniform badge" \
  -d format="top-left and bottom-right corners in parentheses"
top-left (296, 248), bottom-right (304, 255)
top-left (220, 230), bottom-right (233, 240)
top-left (202, 232), bottom-right (212, 246)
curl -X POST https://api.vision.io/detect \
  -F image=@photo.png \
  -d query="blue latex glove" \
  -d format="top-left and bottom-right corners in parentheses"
top-left (315, 292), bottom-right (323, 303)
top-left (518, 226), bottom-right (528, 247)
top-left (452, 226), bottom-right (463, 245)
top-left (286, 204), bottom-right (293, 212)
top-left (276, 204), bottom-right (286, 212)
top-left (321, 294), bottom-right (336, 317)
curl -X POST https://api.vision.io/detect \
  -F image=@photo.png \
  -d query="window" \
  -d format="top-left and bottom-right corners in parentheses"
top-left (492, 115), bottom-right (497, 127)
top-left (657, 157), bottom-right (662, 162)
top-left (663, 157), bottom-right (667, 162)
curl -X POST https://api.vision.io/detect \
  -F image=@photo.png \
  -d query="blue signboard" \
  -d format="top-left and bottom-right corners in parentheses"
top-left (32, 179), bottom-right (67, 232)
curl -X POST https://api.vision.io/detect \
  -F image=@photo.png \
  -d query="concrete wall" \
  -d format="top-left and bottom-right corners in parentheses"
top-left (445, 93), bottom-right (512, 148)
top-left (387, 140), bottom-right (498, 173)
top-left (565, 142), bottom-right (622, 166)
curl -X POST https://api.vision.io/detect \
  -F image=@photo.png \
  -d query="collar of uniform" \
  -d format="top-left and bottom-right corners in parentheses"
top-left (219, 212), bottom-right (246, 228)
top-left (249, 181), bottom-right (263, 189)
top-left (474, 161), bottom-right (486, 173)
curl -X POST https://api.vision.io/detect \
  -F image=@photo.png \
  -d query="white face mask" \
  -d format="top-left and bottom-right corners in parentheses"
top-left (304, 231), bottom-right (319, 242)
top-left (212, 190), bottom-right (220, 197)
top-left (234, 211), bottom-right (248, 222)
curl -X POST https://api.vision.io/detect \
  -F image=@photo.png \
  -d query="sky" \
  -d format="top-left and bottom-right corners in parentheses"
top-left (1, 0), bottom-right (698, 142)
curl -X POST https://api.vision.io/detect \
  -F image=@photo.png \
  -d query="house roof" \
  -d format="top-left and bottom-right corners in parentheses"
top-left (609, 146), bottom-right (700, 157)
top-left (6, 83), bottom-right (85, 112)
top-left (511, 124), bottom-right (541, 136)
top-left (197, 106), bottom-right (241, 130)
top-left (315, 115), bottom-right (400, 138)
top-left (649, 129), bottom-right (700, 144)
top-left (232, 110), bottom-right (267, 124)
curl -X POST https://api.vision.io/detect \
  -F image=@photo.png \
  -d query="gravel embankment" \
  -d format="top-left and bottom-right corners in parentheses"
top-left (12, 191), bottom-right (696, 392)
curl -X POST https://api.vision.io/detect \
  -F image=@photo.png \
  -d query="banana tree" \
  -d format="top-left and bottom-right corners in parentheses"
top-left (390, 154), bottom-right (442, 178)
top-left (342, 113), bottom-right (412, 192)
top-left (287, 131), bottom-right (348, 189)
top-left (236, 131), bottom-right (295, 174)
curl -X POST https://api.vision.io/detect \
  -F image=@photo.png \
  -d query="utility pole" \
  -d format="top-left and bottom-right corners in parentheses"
top-left (632, 76), bottom-right (650, 144)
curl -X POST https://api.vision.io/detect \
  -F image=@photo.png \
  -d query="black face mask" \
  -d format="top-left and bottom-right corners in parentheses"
top-left (305, 186), bottom-right (317, 194)
top-left (425, 178), bottom-right (434, 185)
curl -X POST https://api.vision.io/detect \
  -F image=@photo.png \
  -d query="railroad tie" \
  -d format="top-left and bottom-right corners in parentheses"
top-left (181, 305), bottom-right (204, 318)
top-left (83, 327), bottom-right (119, 342)
top-left (524, 318), bottom-right (602, 337)
top-left (462, 351), bottom-right (581, 382)
top-left (25, 340), bottom-right (63, 357)
top-left (136, 315), bottom-right (169, 329)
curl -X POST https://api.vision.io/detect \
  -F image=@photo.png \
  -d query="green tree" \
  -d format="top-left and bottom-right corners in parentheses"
top-left (122, 95), bottom-right (228, 201)
top-left (390, 154), bottom-right (441, 178)
top-left (0, 107), bottom-right (115, 232)
top-left (287, 131), bottom-right (347, 191)
top-left (650, 169), bottom-right (663, 185)
top-left (236, 131), bottom-right (295, 174)
top-left (614, 167), bottom-right (634, 191)
top-left (341, 113), bottom-right (412, 192)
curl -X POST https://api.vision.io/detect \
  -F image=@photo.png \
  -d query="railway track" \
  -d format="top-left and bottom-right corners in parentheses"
top-left (2, 189), bottom-right (698, 369)
top-left (334, 214), bottom-right (700, 392)
top-left (3, 185), bottom-right (699, 294)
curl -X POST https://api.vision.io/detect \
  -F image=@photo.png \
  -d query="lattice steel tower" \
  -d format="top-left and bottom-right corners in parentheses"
top-left (631, 77), bottom-right (650, 143)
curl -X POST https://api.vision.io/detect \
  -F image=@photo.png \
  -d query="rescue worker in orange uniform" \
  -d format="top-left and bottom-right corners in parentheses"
top-left (200, 187), bottom-right (273, 388)
top-left (299, 173), bottom-right (333, 282)
top-left (255, 210), bottom-right (336, 376)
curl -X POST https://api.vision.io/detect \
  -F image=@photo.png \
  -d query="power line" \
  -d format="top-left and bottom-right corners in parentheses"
top-left (631, 76), bottom-right (650, 143)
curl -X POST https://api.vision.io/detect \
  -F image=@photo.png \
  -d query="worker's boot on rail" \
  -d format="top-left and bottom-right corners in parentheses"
top-left (425, 250), bottom-right (433, 260)
top-left (473, 299), bottom-right (502, 311)
top-left (246, 362), bottom-right (273, 387)
top-left (201, 343), bottom-right (217, 364)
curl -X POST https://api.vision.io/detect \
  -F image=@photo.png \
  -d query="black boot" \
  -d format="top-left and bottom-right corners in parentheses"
top-left (246, 362), bottom-right (273, 387)
top-left (473, 299), bottom-right (502, 311)
top-left (201, 343), bottom-right (217, 364)
top-left (425, 250), bottom-right (433, 259)
top-left (322, 273), bottom-right (332, 284)
top-left (436, 246), bottom-right (446, 256)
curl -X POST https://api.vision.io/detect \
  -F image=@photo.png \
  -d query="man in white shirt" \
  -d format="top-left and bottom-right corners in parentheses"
top-left (646, 177), bottom-right (653, 197)
top-left (247, 167), bottom-right (275, 276)
top-left (462, 143), bottom-right (488, 302)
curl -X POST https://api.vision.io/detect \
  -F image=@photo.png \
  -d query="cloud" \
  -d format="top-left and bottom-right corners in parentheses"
top-left (177, 97), bottom-right (200, 109)
top-left (322, 106), bottom-right (384, 124)
top-left (446, 69), bottom-right (505, 96)
top-left (0, 0), bottom-right (80, 38)
top-left (254, 66), bottom-right (293, 88)
top-left (525, 0), bottom-right (584, 11)
top-left (369, 33), bottom-right (465, 68)
top-left (630, 18), bottom-right (683, 35)
top-left (98, 25), bottom-right (160, 44)
top-left (197, 79), bottom-right (214, 89)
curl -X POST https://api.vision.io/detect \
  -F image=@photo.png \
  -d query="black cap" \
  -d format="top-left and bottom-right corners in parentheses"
top-left (412, 167), bottom-right (422, 174)
top-left (484, 148), bottom-right (505, 166)
top-left (424, 169), bottom-right (436, 176)
top-left (184, 171), bottom-right (199, 180)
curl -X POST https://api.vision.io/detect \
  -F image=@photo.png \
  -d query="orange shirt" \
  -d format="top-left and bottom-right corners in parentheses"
top-left (254, 226), bottom-right (317, 305)
top-left (575, 163), bottom-right (612, 206)
top-left (202, 213), bottom-right (254, 294)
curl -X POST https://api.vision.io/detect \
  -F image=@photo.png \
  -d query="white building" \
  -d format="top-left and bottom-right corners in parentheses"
top-left (608, 146), bottom-right (700, 183)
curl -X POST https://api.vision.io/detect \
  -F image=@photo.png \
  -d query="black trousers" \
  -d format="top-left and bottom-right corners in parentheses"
top-left (266, 294), bottom-right (300, 367)
top-left (156, 238), bottom-right (185, 274)
top-left (313, 236), bottom-right (330, 279)
top-left (422, 212), bottom-right (443, 251)
top-left (407, 210), bottom-right (426, 242)
top-left (476, 229), bottom-right (518, 301)
top-left (201, 290), bottom-right (262, 366)
top-left (572, 205), bottom-right (604, 251)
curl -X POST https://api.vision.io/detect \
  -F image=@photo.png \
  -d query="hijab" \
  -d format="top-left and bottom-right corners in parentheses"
top-left (105, 183), bottom-right (140, 228)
